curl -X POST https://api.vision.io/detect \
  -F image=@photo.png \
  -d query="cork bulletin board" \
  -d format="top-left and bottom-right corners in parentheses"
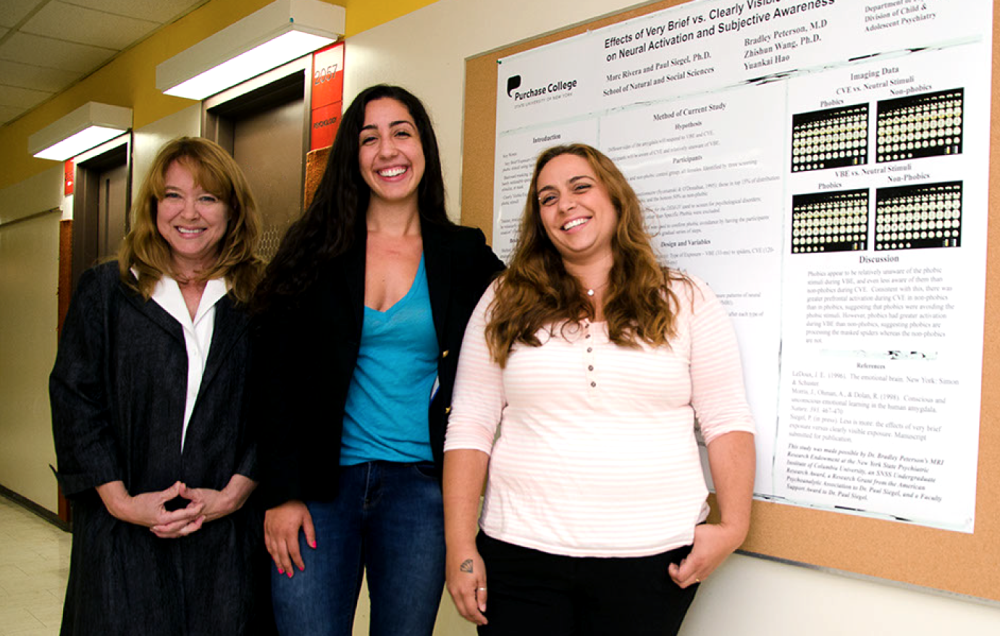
top-left (459, 0), bottom-right (1000, 601)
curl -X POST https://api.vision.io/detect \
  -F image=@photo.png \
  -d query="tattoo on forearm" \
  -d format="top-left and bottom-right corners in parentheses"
top-left (460, 559), bottom-right (473, 573)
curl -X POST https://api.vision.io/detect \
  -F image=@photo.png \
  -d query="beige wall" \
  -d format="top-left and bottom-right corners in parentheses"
top-left (131, 105), bottom-right (203, 196)
top-left (0, 168), bottom-right (62, 510)
top-left (1, 0), bottom-right (999, 634)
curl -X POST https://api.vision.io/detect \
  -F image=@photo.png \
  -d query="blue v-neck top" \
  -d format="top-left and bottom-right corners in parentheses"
top-left (340, 255), bottom-right (437, 465)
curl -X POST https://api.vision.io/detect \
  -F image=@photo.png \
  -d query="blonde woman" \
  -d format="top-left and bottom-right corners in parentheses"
top-left (51, 137), bottom-right (271, 635)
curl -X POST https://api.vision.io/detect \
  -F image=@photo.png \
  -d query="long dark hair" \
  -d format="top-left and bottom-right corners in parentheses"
top-left (254, 84), bottom-right (452, 309)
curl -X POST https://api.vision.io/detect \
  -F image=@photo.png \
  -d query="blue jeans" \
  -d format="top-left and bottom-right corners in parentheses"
top-left (271, 461), bottom-right (446, 636)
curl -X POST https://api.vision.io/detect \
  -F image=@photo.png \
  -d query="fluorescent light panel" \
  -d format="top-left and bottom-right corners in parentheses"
top-left (156, 0), bottom-right (345, 101)
top-left (34, 127), bottom-right (126, 161)
top-left (28, 102), bottom-right (132, 161)
top-left (165, 31), bottom-right (333, 100)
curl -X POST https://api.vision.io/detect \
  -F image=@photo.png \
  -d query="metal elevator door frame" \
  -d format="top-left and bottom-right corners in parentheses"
top-left (202, 58), bottom-right (312, 261)
top-left (71, 135), bottom-right (132, 291)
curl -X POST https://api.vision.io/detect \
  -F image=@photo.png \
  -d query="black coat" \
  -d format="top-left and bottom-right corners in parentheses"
top-left (50, 262), bottom-right (272, 636)
top-left (250, 221), bottom-right (504, 508)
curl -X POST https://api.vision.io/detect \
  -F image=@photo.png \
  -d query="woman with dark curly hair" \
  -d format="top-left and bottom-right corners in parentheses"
top-left (251, 85), bottom-right (503, 635)
top-left (444, 143), bottom-right (755, 636)
top-left (51, 136), bottom-right (270, 635)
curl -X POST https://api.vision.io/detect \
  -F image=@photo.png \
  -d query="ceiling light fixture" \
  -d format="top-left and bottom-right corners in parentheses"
top-left (156, 0), bottom-right (346, 101)
top-left (28, 102), bottom-right (133, 161)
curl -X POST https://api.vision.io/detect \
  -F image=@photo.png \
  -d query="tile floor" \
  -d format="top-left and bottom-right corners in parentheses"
top-left (0, 496), bottom-right (70, 636)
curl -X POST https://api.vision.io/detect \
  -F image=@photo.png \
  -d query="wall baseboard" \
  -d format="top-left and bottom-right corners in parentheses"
top-left (0, 484), bottom-right (71, 532)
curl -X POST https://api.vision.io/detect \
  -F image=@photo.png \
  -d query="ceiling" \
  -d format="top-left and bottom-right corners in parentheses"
top-left (0, 0), bottom-right (209, 127)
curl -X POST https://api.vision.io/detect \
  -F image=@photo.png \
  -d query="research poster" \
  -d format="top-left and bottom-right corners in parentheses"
top-left (492, 0), bottom-right (992, 532)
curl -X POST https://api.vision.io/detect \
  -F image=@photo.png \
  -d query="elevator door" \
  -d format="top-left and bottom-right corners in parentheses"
top-left (96, 162), bottom-right (129, 258)
top-left (232, 97), bottom-right (305, 260)
top-left (205, 67), bottom-right (308, 261)
top-left (71, 142), bottom-right (130, 291)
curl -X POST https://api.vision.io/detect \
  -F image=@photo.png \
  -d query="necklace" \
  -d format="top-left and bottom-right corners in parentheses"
top-left (586, 281), bottom-right (609, 297)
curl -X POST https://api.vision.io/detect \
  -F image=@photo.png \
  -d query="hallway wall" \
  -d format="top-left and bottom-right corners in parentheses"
top-left (0, 168), bottom-right (64, 512)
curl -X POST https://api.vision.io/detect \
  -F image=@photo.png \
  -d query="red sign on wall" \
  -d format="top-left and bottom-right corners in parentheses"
top-left (310, 42), bottom-right (344, 151)
top-left (64, 159), bottom-right (74, 196)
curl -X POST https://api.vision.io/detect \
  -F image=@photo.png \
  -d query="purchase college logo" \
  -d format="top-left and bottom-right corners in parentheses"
top-left (506, 74), bottom-right (579, 102)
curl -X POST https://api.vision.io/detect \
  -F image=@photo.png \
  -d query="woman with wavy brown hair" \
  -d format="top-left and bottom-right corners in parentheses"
top-left (443, 143), bottom-right (755, 635)
top-left (51, 137), bottom-right (272, 635)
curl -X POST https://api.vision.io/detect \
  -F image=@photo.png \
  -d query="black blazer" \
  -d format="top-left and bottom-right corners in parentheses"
top-left (50, 262), bottom-right (270, 635)
top-left (250, 220), bottom-right (504, 508)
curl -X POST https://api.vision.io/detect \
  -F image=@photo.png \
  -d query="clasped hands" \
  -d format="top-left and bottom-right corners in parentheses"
top-left (97, 475), bottom-right (254, 539)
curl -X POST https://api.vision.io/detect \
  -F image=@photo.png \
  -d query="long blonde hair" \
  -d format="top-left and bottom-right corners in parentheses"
top-left (486, 143), bottom-right (689, 367)
top-left (118, 137), bottom-right (263, 304)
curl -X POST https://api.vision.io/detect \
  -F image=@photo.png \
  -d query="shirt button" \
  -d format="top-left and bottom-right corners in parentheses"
top-left (585, 334), bottom-right (591, 339)
top-left (441, 350), bottom-right (450, 358)
top-left (587, 347), bottom-right (592, 353)
top-left (588, 365), bottom-right (594, 371)
top-left (590, 381), bottom-right (597, 387)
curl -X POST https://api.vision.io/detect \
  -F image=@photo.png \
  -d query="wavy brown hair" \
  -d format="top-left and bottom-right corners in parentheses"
top-left (486, 143), bottom-right (689, 367)
top-left (118, 137), bottom-right (263, 304)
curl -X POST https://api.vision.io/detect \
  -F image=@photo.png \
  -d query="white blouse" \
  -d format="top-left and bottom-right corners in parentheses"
top-left (149, 275), bottom-right (228, 452)
top-left (445, 275), bottom-right (755, 557)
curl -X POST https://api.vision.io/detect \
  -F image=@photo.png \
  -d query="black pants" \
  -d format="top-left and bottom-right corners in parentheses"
top-left (476, 533), bottom-right (699, 636)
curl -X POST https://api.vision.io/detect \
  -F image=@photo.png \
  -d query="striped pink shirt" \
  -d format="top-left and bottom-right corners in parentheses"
top-left (445, 275), bottom-right (754, 557)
